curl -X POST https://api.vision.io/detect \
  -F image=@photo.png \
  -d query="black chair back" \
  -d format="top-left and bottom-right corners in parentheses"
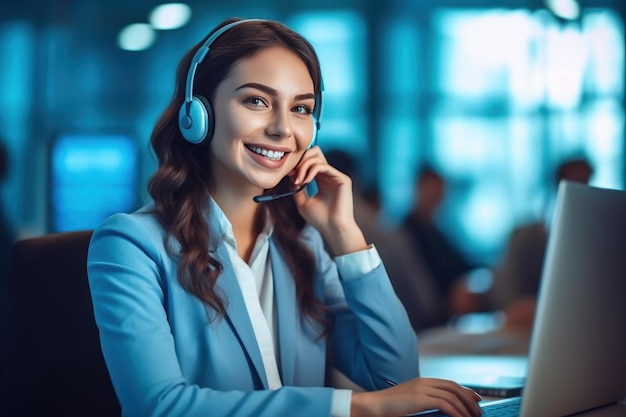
top-left (0, 230), bottom-right (120, 416)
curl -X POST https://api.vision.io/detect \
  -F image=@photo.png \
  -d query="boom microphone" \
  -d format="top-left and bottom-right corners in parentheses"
top-left (253, 182), bottom-right (317, 203)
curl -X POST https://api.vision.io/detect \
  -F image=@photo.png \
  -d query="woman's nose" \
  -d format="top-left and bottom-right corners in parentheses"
top-left (265, 107), bottom-right (293, 139)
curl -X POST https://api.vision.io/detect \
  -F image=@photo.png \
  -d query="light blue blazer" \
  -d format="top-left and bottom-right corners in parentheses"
top-left (87, 205), bottom-right (420, 417)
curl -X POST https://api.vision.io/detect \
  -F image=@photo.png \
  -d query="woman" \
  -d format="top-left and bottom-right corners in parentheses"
top-left (87, 18), bottom-right (482, 417)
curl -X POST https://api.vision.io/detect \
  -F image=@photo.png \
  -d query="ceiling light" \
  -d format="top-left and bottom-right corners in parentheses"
top-left (149, 3), bottom-right (192, 30)
top-left (545, 0), bottom-right (581, 20)
top-left (118, 23), bottom-right (156, 51)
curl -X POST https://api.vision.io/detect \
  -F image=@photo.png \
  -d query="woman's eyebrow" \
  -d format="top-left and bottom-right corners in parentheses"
top-left (235, 82), bottom-right (315, 101)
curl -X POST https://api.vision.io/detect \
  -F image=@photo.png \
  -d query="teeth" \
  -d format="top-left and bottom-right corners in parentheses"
top-left (248, 146), bottom-right (285, 161)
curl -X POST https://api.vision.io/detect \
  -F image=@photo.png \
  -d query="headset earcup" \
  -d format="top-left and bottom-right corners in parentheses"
top-left (196, 95), bottom-right (215, 143)
top-left (178, 95), bottom-right (214, 145)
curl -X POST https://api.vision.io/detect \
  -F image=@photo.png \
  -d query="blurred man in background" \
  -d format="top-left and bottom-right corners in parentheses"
top-left (401, 165), bottom-right (483, 327)
top-left (489, 157), bottom-right (594, 329)
top-left (325, 150), bottom-right (446, 332)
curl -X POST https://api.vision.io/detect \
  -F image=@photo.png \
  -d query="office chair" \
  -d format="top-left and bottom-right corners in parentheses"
top-left (0, 230), bottom-right (120, 417)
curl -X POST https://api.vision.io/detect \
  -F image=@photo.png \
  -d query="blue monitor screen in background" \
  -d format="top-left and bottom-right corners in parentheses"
top-left (50, 133), bottom-right (138, 232)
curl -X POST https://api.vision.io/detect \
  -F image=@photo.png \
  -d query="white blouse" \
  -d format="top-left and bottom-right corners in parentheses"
top-left (211, 199), bottom-right (381, 417)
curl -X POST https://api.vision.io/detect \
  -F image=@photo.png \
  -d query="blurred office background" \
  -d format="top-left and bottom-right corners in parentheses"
top-left (0, 0), bottom-right (624, 266)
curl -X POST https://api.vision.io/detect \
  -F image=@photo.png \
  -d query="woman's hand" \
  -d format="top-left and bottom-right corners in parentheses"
top-left (350, 377), bottom-right (483, 417)
top-left (288, 146), bottom-right (368, 256)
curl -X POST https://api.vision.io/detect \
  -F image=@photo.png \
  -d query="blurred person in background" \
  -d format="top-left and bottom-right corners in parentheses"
top-left (325, 149), bottom-right (444, 333)
top-left (86, 18), bottom-right (482, 417)
top-left (401, 165), bottom-right (484, 327)
top-left (489, 157), bottom-right (594, 329)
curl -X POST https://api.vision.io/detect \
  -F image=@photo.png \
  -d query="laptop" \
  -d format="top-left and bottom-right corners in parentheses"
top-left (418, 181), bottom-right (626, 416)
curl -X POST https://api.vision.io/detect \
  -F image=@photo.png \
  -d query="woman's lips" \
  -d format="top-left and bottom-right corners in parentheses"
top-left (245, 145), bottom-right (290, 169)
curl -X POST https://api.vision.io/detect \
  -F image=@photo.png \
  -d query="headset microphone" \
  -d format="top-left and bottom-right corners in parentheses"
top-left (252, 183), bottom-right (308, 203)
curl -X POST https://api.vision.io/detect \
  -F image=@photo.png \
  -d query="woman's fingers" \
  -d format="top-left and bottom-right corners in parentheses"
top-left (424, 383), bottom-right (482, 417)
top-left (288, 147), bottom-right (368, 254)
top-left (460, 386), bottom-right (484, 416)
top-left (366, 377), bottom-right (482, 417)
top-left (426, 379), bottom-right (483, 416)
top-left (291, 146), bottom-right (327, 186)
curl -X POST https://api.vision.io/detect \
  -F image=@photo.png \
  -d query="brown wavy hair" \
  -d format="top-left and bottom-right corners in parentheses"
top-left (148, 18), bottom-right (329, 334)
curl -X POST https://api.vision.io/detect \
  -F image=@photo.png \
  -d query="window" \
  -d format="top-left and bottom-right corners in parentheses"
top-left (50, 134), bottom-right (138, 232)
top-left (382, 8), bottom-right (624, 263)
top-left (288, 11), bottom-right (368, 153)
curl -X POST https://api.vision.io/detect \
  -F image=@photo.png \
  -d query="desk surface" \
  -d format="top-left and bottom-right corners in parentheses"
top-left (417, 324), bottom-right (530, 387)
top-left (332, 323), bottom-right (626, 415)
top-left (417, 325), bottom-right (626, 416)
top-left (419, 354), bottom-right (528, 384)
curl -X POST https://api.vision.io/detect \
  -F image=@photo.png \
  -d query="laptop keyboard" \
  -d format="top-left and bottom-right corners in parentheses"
top-left (414, 397), bottom-right (522, 417)
top-left (479, 397), bottom-right (521, 416)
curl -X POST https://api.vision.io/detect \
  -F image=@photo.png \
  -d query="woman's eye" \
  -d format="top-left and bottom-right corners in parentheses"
top-left (293, 105), bottom-right (313, 115)
top-left (244, 97), bottom-right (266, 108)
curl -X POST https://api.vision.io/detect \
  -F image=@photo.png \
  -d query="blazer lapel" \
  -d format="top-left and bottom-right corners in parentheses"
top-left (270, 240), bottom-right (297, 386)
top-left (218, 248), bottom-right (269, 389)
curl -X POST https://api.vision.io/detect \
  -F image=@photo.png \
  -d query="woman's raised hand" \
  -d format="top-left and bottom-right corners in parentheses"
top-left (289, 146), bottom-right (368, 256)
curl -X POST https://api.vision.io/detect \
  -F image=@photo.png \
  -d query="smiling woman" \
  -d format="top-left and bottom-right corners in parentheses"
top-left (86, 17), bottom-right (482, 417)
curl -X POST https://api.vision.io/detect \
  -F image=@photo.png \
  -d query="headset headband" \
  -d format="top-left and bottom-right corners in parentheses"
top-left (183, 19), bottom-right (267, 107)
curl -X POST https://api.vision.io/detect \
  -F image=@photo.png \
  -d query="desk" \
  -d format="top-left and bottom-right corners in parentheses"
top-left (416, 323), bottom-right (626, 416)
top-left (417, 325), bottom-right (530, 403)
top-left (419, 354), bottom-right (528, 387)
top-left (416, 315), bottom-right (531, 394)
top-left (330, 324), bottom-right (531, 392)
top-left (331, 321), bottom-right (626, 415)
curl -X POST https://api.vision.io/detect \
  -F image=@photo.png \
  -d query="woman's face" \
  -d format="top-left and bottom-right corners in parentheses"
top-left (209, 46), bottom-right (316, 197)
